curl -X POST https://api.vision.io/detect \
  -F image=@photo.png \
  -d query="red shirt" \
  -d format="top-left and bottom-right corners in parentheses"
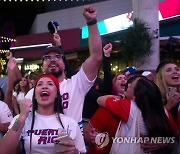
top-left (105, 97), bottom-right (131, 122)
top-left (106, 97), bottom-right (178, 134)
top-left (165, 107), bottom-right (179, 134)
top-left (87, 107), bottom-right (119, 154)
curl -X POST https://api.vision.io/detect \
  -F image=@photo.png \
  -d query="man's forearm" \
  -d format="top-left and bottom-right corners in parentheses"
top-left (0, 116), bottom-right (26, 153)
top-left (88, 24), bottom-right (102, 60)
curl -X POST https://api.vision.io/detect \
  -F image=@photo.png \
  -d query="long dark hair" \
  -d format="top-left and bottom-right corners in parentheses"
top-left (29, 87), bottom-right (64, 152)
top-left (134, 77), bottom-right (174, 137)
top-left (0, 87), bottom-right (4, 101)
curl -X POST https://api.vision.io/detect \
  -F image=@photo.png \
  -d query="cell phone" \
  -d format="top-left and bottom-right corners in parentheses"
top-left (168, 87), bottom-right (177, 96)
top-left (54, 135), bottom-right (71, 152)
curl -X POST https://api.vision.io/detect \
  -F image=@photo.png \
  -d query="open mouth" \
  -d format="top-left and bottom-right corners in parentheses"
top-left (49, 64), bottom-right (57, 68)
top-left (171, 76), bottom-right (179, 82)
top-left (40, 91), bottom-right (49, 96)
top-left (121, 83), bottom-right (126, 86)
top-left (40, 91), bottom-right (50, 100)
top-left (120, 83), bottom-right (126, 89)
top-left (48, 62), bottom-right (59, 68)
top-left (172, 76), bottom-right (179, 80)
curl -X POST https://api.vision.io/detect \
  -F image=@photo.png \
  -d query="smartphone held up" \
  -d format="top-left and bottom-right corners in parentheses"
top-left (168, 87), bottom-right (177, 96)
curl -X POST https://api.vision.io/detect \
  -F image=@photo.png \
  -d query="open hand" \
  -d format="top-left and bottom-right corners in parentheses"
top-left (7, 57), bottom-right (16, 71)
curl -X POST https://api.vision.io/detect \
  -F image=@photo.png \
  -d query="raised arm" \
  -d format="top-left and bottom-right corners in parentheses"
top-left (53, 33), bottom-right (77, 78)
top-left (82, 5), bottom-right (102, 81)
top-left (4, 54), bottom-right (22, 110)
top-left (102, 43), bottom-right (113, 95)
top-left (12, 95), bottom-right (20, 115)
top-left (6, 52), bottom-right (22, 83)
top-left (97, 95), bottom-right (117, 107)
top-left (97, 96), bottom-right (130, 122)
top-left (53, 33), bottom-right (62, 46)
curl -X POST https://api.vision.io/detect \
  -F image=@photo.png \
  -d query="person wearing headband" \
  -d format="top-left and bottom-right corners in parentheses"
top-left (0, 74), bottom-right (86, 154)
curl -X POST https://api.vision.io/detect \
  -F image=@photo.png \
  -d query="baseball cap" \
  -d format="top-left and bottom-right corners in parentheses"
top-left (122, 66), bottom-right (138, 76)
top-left (41, 46), bottom-right (64, 59)
top-left (142, 71), bottom-right (152, 76)
top-left (47, 21), bottom-right (60, 34)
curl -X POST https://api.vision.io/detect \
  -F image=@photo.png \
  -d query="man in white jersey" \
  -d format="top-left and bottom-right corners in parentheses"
top-left (25, 5), bottom-right (102, 130)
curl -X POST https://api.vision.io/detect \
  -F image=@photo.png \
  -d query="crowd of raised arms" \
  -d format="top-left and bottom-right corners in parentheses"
top-left (0, 5), bottom-right (179, 154)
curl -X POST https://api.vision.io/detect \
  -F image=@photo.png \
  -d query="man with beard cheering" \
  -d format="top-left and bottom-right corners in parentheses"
top-left (25, 5), bottom-right (102, 131)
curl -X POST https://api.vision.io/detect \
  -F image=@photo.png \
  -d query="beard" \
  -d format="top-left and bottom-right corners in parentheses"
top-left (45, 67), bottom-right (63, 78)
top-left (43, 62), bottom-right (65, 78)
top-left (49, 69), bottom-right (63, 78)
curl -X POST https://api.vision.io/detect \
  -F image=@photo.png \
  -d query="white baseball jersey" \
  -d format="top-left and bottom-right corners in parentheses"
top-left (0, 100), bottom-right (13, 139)
top-left (9, 112), bottom-right (86, 154)
top-left (25, 67), bottom-right (95, 130)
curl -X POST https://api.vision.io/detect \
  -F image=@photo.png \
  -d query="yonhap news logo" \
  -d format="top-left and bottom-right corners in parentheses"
top-left (112, 136), bottom-right (176, 144)
top-left (95, 132), bottom-right (109, 148)
top-left (95, 132), bottom-right (176, 149)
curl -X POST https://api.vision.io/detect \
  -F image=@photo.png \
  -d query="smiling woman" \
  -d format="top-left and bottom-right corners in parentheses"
top-left (156, 61), bottom-right (180, 125)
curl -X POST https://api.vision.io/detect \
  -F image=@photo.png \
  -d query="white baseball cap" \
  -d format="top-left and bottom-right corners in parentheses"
top-left (142, 71), bottom-right (152, 76)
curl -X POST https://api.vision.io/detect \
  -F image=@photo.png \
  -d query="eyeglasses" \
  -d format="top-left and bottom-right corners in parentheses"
top-left (43, 54), bottom-right (63, 61)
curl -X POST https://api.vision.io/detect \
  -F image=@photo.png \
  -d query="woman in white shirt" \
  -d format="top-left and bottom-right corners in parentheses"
top-left (0, 74), bottom-right (86, 154)
top-left (12, 76), bottom-right (29, 115)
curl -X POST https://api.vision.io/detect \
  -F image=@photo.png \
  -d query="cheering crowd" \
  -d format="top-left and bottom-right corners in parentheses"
top-left (0, 5), bottom-right (179, 154)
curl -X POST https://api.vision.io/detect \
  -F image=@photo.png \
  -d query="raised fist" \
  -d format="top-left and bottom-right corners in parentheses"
top-left (83, 5), bottom-right (97, 22)
top-left (103, 43), bottom-right (112, 57)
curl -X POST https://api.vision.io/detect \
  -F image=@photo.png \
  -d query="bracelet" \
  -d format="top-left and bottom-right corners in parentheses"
top-left (11, 118), bottom-right (22, 132)
top-left (87, 19), bottom-right (97, 26)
